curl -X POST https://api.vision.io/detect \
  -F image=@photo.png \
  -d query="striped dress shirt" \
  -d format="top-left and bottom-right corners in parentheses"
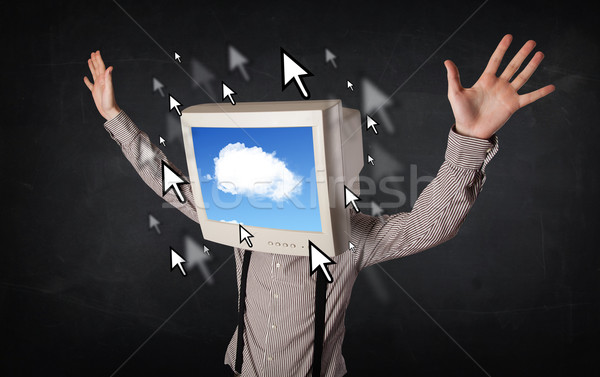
top-left (104, 111), bottom-right (499, 377)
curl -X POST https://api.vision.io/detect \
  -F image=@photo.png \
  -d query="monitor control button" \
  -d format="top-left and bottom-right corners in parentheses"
top-left (275, 242), bottom-right (281, 246)
top-left (268, 241), bottom-right (273, 245)
top-left (290, 244), bottom-right (296, 248)
top-left (283, 243), bottom-right (288, 247)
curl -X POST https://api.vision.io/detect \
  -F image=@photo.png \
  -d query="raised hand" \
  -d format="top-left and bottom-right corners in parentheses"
top-left (445, 34), bottom-right (555, 139)
top-left (83, 51), bottom-right (121, 121)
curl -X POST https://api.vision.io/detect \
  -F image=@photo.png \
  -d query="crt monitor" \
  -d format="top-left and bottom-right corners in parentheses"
top-left (181, 100), bottom-right (362, 257)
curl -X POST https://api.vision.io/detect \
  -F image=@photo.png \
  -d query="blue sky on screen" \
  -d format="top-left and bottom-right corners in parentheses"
top-left (191, 126), bottom-right (322, 232)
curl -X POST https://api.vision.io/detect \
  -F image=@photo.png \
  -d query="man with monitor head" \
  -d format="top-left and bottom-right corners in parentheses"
top-left (83, 35), bottom-right (554, 376)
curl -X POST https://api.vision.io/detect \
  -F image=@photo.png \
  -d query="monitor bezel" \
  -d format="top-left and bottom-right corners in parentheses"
top-left (181, 102), bottom-right (338, 257)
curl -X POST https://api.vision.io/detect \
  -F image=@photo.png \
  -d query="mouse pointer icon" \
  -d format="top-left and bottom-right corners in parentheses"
top-left (153, 77), bottom-right (165, 97)
top-left (366, 115), bottom-right (379, 135)
top-left (169, 94), bottom-right (182, 116)
top-left (344, 186), bottom-right (361, 213)
top-left (148, 214), bottom-right (161, 234)
top-left (162, 160), bottom-right (189, 203)
top-left (171, 247), bottom-right (187, 276)
top-left (239, 224), bottom-right (254, 248)
top-left (222, 82), bottom-right (237, 105)
top-left (228, 45), bottom-right (250, 81)
top-left (325, 48), bottom-right (337, 68)
top-left (281, 48), bottom-right (313, 99)
top-left (309, 241), bottom-right (335, 283)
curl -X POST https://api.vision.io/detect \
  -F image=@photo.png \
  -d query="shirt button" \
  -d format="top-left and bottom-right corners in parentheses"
top-left (267, 356), bottom-right (273, 361)
top-left (271, 324), bottom-right (277, 329)
top-left (276, 263), bottom-right (281, 268)
top-left (273, 293), bottom-right (279, 299)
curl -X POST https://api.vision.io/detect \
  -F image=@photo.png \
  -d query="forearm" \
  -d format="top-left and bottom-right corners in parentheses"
top-left (103, 110), bottom-right (199, 224)
top-left (398, 154), bottom-right (486, 254)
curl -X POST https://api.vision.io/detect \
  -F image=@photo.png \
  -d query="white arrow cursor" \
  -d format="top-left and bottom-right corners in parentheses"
top-left (371, 201), bottom-right (385, 223)
top-left (366, 115), bottom-right (379, 135)
top-left (344, 186), bottom-right (361, 213)
top-left (281, 48), bottom-right (313, 99)
top-left (190, 58), bottom-right (216, 98)
top-left (239, 224), bottom-right (254, 248)
top-left (309, 241), bottom-right (335, 283)
top-left (362, 78), bottom-right (395, 133)
top-left (367, 154), bottom-right (374, 165)
top-left (162, 160), bottom-right (189, 203)
top-left (325, 48), bottom-right (337, 68)
top-left (148, 214), bottom-right (161, 234)
top-left (170, 247), bottom-right (187, 276)
top-left (222, 82), bottom-right (237, 105)
top-left (371, 201), bottom-right (384, 217)
top-left (174, 52), bottom-right (181, 63)
top-left (184, 235), bottom-right (213, 284)
top-left (169, 94), bottom-right (182, 116)
top-left (349, 241), bottom-right (356, 252)
top-left (159, 136), bottom-right (166, 147)
top-left (347, 80), bottom-right (354, 91)
top-left (203, 245), bottom-right (210, 255)
top-left (228, 45), bottom-right (250, 81)
top-left (152, 77), bottom-right (165, 97)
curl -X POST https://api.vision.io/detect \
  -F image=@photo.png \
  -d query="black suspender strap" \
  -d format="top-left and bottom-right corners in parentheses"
top-left (235, 249), bottom-right (252, 374)
top-left (312, 269), bottom-right (328, 377)
top-left (235, 250), bottom-right (329, 376)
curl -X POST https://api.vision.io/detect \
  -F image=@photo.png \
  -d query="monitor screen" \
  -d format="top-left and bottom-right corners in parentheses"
top-left (191, 126), bottom-right (322, 233)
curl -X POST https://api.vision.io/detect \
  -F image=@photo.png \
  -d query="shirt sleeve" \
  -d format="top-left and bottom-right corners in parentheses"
top-left (103, 110), bottom-right (199, 224)
top-left (351, 125), bottom-right (499, 270)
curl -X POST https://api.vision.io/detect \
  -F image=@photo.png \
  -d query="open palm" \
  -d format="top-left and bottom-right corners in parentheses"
top-left (83, 50), bottom-right (121, 121)
top-left (445, 35), bottom-right (555, 139)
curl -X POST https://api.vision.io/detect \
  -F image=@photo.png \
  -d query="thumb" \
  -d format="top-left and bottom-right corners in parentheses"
top-left (444, 60), bottom-right (462, 95)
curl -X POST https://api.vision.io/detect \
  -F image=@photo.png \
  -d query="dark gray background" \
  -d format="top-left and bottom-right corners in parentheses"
top-left (3, 0), bottom-right (599, 376)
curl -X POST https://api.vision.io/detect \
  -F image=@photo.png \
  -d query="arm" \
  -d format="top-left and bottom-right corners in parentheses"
top-left (103, 111), bottom-right (199, 223)
top-left (352, 34), bottom-right (554, 270)
top-left (84, 51), bottom-right (198, 223)
top-left (352, 126), bottom-right (497, 269)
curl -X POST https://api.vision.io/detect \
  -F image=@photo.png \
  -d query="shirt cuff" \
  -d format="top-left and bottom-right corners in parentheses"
top-left (445, 125), bottom-right (499, 172)
top-left (103, 110), bottom-right (140, 146)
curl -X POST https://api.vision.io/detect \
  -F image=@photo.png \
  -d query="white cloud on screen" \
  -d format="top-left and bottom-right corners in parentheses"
top-left (220, 219), bottom-right (243, 224)
top-left (213, 142), bottom-right (303, 201)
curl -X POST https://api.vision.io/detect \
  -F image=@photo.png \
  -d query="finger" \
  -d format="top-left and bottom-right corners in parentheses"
top-left (511, 51), bottom-right (544, 90)
top-left (90, 52), bottom-right (99, 79)
top-left (500, 40), bottom-right (536, 81)
top-left (92, 51), bottom-right (102, 78)
top-left (87, 58), bottom-right (96, 80)
top-left (483, 34), bottom-right (513, 75)
top-left (96, 50), bottom-right (106, 73)
top-left (518, 84), bottom-right (555, 108)
top-left (83, 76), bottom-right (93, 91)
top-left (444, 60), bottom-right (463, 94)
